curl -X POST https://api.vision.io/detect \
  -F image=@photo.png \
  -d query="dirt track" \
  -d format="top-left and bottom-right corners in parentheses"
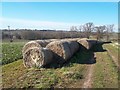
top-left (82, 64), bottom-right (94, 88)
top-left (82, 53), bottom-right (96, 88)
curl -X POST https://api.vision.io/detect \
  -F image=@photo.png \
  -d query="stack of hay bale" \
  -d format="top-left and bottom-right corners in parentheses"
top-left (22, 40), bottom-right (53, 68)
top-left (46, 40), bottom-right (80, 64)
top-left (77, 38), bottom-right (97, 50)
top-left (22, 38), bottom-right (102, 68)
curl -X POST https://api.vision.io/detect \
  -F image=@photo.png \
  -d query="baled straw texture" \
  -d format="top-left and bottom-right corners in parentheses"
top-left (22, 41), bottom-right (42, 54)
top-left (77, 38), bottom-right (89, 49)
top-left (46, 40), bottom-right (79, 63)
top-left (35, 40), bottom-right (51, 47)
top-left (23, 47), bottom-right (53, 68)
top-left (22, 40), bottom-right (52, 54)
top-left (77, 38), bottom-right (98, 50)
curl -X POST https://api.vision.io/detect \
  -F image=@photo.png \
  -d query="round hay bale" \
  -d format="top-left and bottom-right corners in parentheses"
top-left (77, 38), bottom-right (89, 49)
top-left (22, 41), bottom-right (42, 54)
top-left (68, 38), bottom-right (80, 41)
top-left (23, 47), bottom-right (53, 68)
top-left (35, 40), bottom-right (51, 47)
top-left (77, 39), bottom-right (97, 50)
top-left (46, 41), bottom-right (72, 63)
top-left (46, 40), bottom-right (79, 63)
top-left (67, 41), bottom-right (80, 56)
top-left (62, 38), bottom-right (79, 42)
top-left (87, 40), bottom-right (97, 49)
top-left (22, 40), bottom-right (52, 54)
top-left (49, 39), bottom-right (60, 42)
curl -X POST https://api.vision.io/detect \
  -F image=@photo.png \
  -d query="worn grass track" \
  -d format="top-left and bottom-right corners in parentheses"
top-left (92, 51), bottom-right (118, 88)
top-left (104, 44), bottom-right (120, 89)
top-left (104, 44), bottom-right (119, 68)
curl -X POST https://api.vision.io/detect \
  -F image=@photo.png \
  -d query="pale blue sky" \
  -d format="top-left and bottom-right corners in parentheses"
top-left (1, 2), bottom-right (118, 31)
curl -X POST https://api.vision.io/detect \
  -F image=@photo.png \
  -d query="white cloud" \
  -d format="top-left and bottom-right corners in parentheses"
top-left (1, 18), bottom-right (80, 30)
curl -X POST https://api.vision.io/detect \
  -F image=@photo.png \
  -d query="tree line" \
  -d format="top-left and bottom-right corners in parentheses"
top-left (70, 22), bottom-right (115, 41)
top-left (2, 22), bottom-right (117, 42)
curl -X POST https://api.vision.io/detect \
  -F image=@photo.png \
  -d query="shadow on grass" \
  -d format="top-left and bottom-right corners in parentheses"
top-left (90, 43), bottom-right (107, 52)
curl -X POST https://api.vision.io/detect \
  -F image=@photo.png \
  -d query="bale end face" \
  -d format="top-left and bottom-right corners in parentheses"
top-left (22, 41), bottom-right (42, 54)
top-left (23, 47), bottom-right (53, 68)
top-left (77, 39), bottom-right (89, 49)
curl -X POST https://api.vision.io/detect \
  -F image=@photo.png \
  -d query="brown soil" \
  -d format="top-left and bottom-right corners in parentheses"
top-left (82, 64), bottom-right (94, 88)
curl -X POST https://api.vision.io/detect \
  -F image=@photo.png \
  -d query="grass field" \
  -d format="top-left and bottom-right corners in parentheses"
top-left (2, 41), bottom-right (26, 65)
top-left (2, 41), bottom-right (119, 88)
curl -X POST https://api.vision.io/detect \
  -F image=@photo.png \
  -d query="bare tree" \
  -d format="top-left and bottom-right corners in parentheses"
top-left (83, 22), bottom-right (94, 39)
top-left (94, 25), bottom-right (106, 40)
top-left (70, 26), bottom-right (78, 31)
top-left (105, 24), bottom-right (114, 41)
top-left (70, 26), bottom-right (78, 38)
top-left (78, 25), bottom-right (83, 32)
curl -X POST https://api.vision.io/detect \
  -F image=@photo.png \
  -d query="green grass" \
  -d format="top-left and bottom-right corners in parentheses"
top-left (92, 52), bottom-right (118, 88)
top-left (2, 41), bottom-right (27, 65)
top-left (2, 60), bottom-right (28, 88)
top-left (104, 43), bottom-right (120, 89)
top-left (2, 49), bottom-right (91, 88)
top-left (104, 44), bottom-right (119, 64)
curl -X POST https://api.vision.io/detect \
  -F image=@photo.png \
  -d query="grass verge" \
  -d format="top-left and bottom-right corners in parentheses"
top-left (92, 52), bottom-right (118, 88)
